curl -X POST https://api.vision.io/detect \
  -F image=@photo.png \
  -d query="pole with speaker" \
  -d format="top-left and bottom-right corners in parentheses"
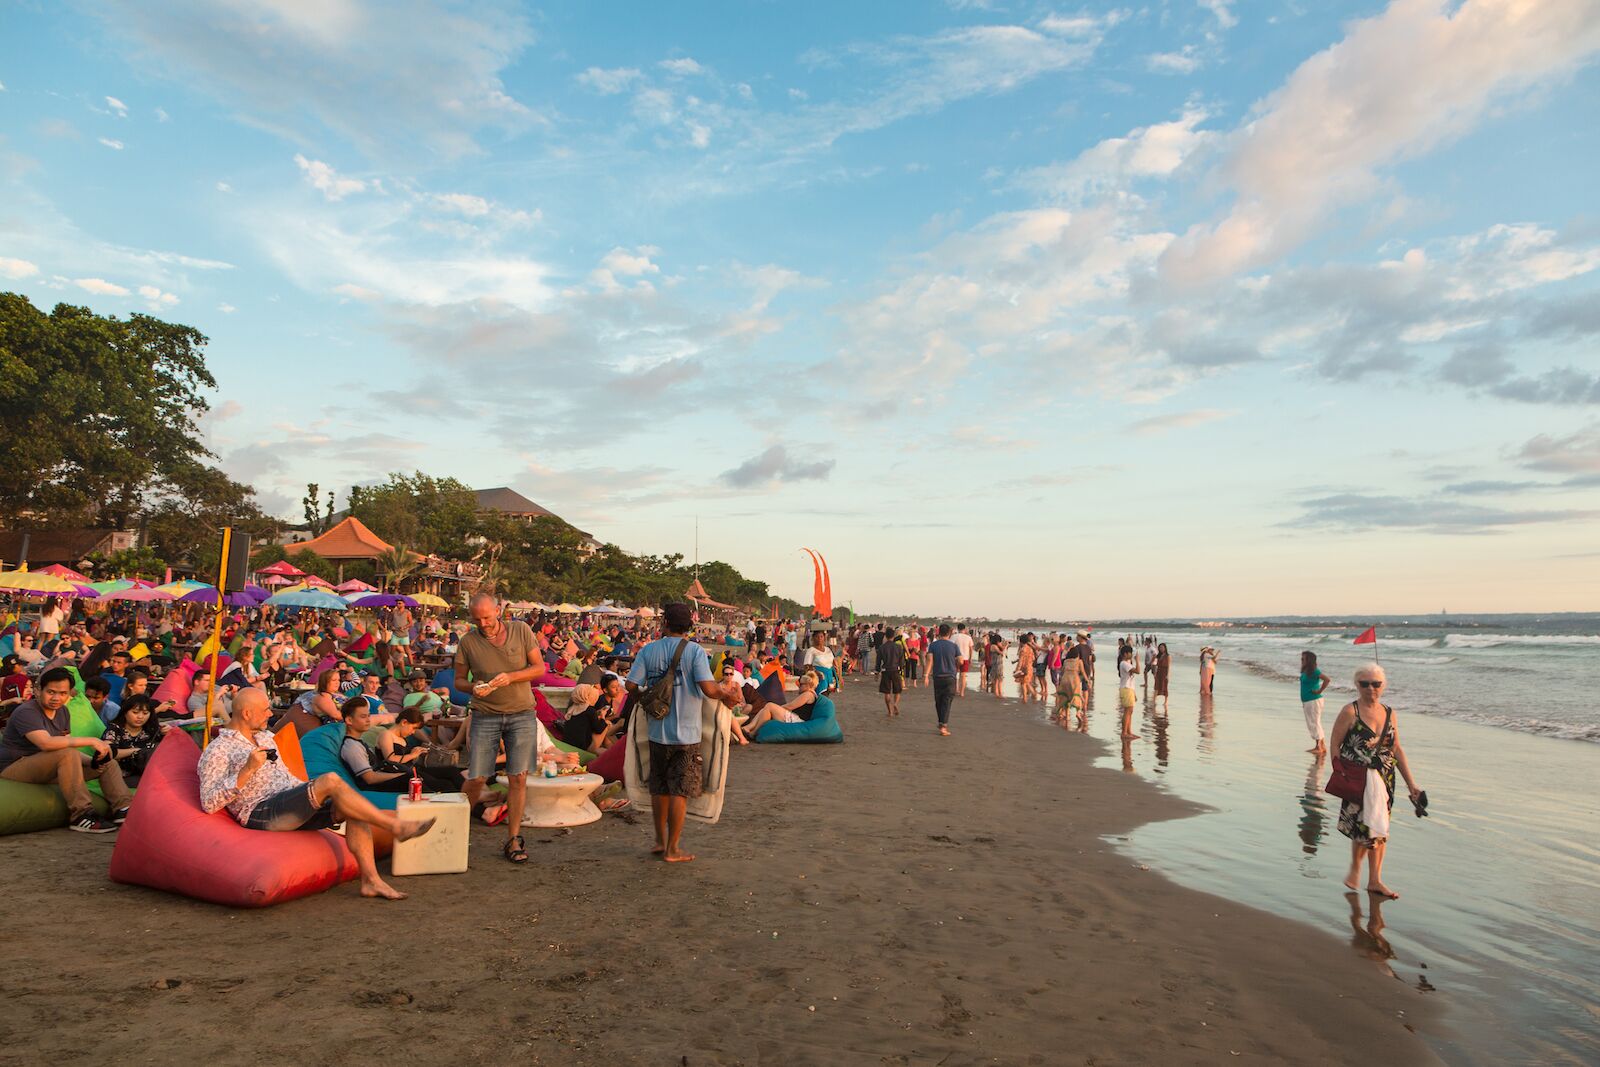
top-left (202, 527), bottom-right (250, 746)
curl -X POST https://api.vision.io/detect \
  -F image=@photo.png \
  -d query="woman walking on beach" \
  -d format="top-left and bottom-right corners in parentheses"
top-left (1016, 635), bottom-right (1038, 704)
top-left (1199, 646), bottom-right (1219, 695)
top-left (1153, 643), bottom-right (1170, 711)
top-left (1330, 665), bottom-right (1424, 900)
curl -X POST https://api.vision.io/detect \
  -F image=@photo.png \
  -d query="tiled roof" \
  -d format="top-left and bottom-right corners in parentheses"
top-left (473, 487), bottom-right (555, 517)
top-left (282, 516), bottom-right (396, 559)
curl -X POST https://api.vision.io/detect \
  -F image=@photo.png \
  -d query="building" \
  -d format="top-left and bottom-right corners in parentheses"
top-left (282, 516), bottom-right (481, 596)
top-left (472, 487), bottom-right (603, 555)
top-left (0, 528), bottom-right (138, 570)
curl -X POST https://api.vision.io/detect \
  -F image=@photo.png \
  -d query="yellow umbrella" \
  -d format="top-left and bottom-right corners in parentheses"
top-left (0, 568), bottom-right (78, 594)
top-left (555, 603), bottom-right (582, 613)
top-left (411, 592), bottom-right (448, 608)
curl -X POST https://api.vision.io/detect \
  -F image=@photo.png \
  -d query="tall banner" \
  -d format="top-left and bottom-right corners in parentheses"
top-left (801, 547), bottom-right (833, 619)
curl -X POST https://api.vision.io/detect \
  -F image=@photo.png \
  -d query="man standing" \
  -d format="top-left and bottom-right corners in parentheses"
top-left (454, 593), bottom-right (546, 865)
top-left (928, 623), bottom-right (962, 737)
top-left (951, 622), bottom-right (975, 697)
top-left (626, 602), bottom-right (742, 864)
top-left (0, 667), bottom-right (131, 832)
top-left (876, 627), bottom-right (905, 720)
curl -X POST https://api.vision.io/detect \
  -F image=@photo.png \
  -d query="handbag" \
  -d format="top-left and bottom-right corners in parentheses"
top-left (639, 639), bottom-right (689, 721)
top-left (1325, 706), bottom-right (1390, 802)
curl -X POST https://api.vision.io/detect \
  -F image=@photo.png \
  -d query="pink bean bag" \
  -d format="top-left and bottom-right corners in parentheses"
top-left (539, 674), bottom-right (576, 688)
top-left (108, 731), bottom-right (361, 908)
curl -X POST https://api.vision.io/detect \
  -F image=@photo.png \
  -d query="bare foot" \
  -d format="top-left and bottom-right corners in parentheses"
top-left (1343, 878), bottom-right (1360, 891)
top-left (938, 726), bottom-right (950, 736)
top-left (663, 850), bottom-right (696, 863)
top-left (650, 844), bottom-right (665, 856)
top-left (1367, 883), bottom-right (1400, 900)
top-left (394, 817), bottom-right (436, 843)
top-left (1120, 732), bottom-right (1139, 739)
top-left (360, 879), bottom-right (408, 900)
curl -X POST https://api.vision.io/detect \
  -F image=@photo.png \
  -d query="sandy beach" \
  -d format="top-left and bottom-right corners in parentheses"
top-left (0, 678), bottom-right (1436, 1066)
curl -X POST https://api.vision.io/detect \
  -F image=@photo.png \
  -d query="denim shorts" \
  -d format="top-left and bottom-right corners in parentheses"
top-left (467, 710), bottom-right (538, 780)
top-left (244, 783), bottom-right (337, 832)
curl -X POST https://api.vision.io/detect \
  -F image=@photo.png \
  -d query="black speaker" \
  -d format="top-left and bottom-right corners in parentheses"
top-left (217, 529), bottom-right (251, 592)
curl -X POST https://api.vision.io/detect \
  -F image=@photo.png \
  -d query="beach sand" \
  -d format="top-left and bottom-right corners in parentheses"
top-left (0, 680), bottom-right (1437, 1065)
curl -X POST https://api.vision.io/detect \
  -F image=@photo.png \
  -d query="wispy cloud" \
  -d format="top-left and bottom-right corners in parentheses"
top-left (293, 154), bottom-right (367, 200)
top-left (1128, 408), bottom-right (1235, 435)
top-left (720, 444), bottom-right (835, 488)
top-left (1289, 492), bottom-right (1593, 534)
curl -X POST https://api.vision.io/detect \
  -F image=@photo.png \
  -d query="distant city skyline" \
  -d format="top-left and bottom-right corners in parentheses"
top-left (3, 1), bottom-right (1598, 616)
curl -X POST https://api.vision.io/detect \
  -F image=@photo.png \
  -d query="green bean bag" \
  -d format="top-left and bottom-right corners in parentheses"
top-left (0, 778), bottom-right (109, 835)
top-left (551, 738), bottom-right (597, 765)
top-left (753, 693), bottom-right (844, 744)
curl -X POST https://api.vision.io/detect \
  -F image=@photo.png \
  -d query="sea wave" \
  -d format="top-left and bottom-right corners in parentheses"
top-left (1442, 634), bottom-right (1600, 649)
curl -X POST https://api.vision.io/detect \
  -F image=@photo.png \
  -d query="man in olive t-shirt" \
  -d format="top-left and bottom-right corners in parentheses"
top-left (453, 593), bottom-right (546, 863)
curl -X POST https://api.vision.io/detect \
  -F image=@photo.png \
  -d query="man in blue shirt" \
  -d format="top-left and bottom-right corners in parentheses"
top-left (928, 623), bottom-right (962, 737)
top-left (626, 602), bottom-right (742, 864)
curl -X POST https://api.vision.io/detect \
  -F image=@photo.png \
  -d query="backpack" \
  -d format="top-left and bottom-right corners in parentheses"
top-left (639, 639), bottom-right (689, 721)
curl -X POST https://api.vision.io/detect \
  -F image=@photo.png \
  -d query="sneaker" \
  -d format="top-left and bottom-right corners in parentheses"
top-left (68, 813), bottom-right (118, 834)
top-left (110, 807), bottom-right (132, 824)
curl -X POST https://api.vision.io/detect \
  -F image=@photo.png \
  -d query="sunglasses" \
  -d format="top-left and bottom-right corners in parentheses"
top-left (1357, 680), bottom-right (1384, 689)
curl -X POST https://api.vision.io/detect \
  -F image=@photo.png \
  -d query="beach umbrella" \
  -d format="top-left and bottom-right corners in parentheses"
top-left (346, 592), bottom-right (418, 609)
top-left (263, 589), bottom-right (349, 610)
top-left (37, 564), bottom-right (91, 583)
top-left (88, 580), bottom-right (134, 594)
top-left (244, 584), bottom-right (270, 599)
top-left (260, 575), bottom-right (296, 587)
top-left (0, 569), bottom-right (79, 595)
top-left (70, 583), bottom-right (100, 599)
top-left (157, 579), bottom-right (208, 596)
top-left (301, 575), bottom-right (334, 589)
top-left (180, 586), bottom-right (260, 608)
top-left (256, 560), bottom-right (307, 577)
top-left (100, 586), bottom-right (176, 602)
top-left (410, 592), bottom-right (448, 608)
top-left (555, 603), bottom-right (582, 614)
top-left (636, 606), bottom-right (657, 618)
top-left (335, 578), bottom-right (378, 593)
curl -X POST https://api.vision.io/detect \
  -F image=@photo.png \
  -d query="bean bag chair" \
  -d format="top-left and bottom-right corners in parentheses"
top-left (272, 721), bottom-right (309, 782)
top-left (430, 668), bottom-right (474, 709)
top-left (754, 693), bottom-right (843, 744)
top-left (586, 737), bottom-right (624, 784)
top-left (299, 723), bottom-right (398, 810)
top-left (0, 778), bottom-right (110, 835)
top-left (538, 673), bottom-right (575, 689)
top-left (108, 731), bottom-right (362, 908)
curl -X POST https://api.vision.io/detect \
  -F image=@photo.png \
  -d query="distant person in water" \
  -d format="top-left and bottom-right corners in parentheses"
top-left (1153, 643), bottom-right (1170, 712)
top-left (1116, 645), bottom-right (1139, 738)
top-left (1300, 651), bottom-right (1331, 756)
top-left (1199, 646), bottom-right (1219, 695)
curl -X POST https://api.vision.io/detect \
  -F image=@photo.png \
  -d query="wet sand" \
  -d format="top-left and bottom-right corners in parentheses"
top-left (0, 679), bottom-right (1436, 1065)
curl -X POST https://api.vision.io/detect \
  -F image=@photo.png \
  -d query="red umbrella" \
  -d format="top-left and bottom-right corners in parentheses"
top-left (257, 560), bottom-right (307, 577)
top-left (301, 575), bottom-right (334, 589)
top-left (37, 564), bottom-right (91, 583)
top-left (260, 575), bottom-right (296, 587)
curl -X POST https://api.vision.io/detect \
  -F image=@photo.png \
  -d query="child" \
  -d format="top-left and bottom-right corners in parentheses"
top-left (102, 695), bottom-right (168, 785)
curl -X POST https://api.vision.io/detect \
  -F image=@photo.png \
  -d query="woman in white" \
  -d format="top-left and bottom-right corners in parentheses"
top-left (1329, 665), bottom-right (1424, 900)
top-left (739, 669), bottom-right (821, 736)
top-left (801, 631), bottom-right (838, 693)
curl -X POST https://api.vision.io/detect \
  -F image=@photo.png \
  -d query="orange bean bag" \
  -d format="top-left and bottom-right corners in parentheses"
top-left (108, 730), bottom-right (362, 908)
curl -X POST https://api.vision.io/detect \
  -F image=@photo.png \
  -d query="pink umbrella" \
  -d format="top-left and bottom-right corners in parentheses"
top-left (100, 587), bottom-right (175, 602)
top-left (257, 560), bottom-right (307, 577)
top-left (301, 575), bottom-right (334, 589)
top-left (261, 575), bottom-right (295, 587)
top-left (38, 564), bottom-right (91, 583)
top-left (335, 578), bottom-right (378, 593)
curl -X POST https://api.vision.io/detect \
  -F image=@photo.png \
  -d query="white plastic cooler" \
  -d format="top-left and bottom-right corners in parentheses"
top-left (391, 793), bottom-right (470, 875)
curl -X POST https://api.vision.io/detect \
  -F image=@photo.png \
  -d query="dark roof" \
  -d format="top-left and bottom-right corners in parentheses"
top-left (0, 528), bottom-right (124, 566)
top-left (473, 487), bottom-right (555, 518)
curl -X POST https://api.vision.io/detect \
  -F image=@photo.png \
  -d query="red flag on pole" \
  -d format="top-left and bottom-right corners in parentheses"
top-left (1353, 627), bottom-right (1376, 645)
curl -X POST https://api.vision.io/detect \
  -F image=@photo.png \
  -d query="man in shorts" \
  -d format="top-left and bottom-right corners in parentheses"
top-left (626, 602), bottom-right (743, 864)
top-left (198, 689), bottom-right (434, 899)
top-left (877, 628), bottom-right (905, 719)
top-left (951, 623), bottom-right (974, 697)
top-left (454, 593), bottom-right (547, 864)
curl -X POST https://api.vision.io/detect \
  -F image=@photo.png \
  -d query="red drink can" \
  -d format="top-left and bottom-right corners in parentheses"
top-left (408, 770), bottom-right (423, 802)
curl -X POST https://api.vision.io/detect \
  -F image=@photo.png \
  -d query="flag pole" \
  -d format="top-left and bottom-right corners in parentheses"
top-left (202, 527), bottom-right (232, 748)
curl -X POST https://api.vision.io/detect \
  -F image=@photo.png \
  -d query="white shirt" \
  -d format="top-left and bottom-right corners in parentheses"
top-left (803, 647), bottom-right (835, 670)
top-left (1118, 660), bottom-right (1136, 689)
top-left (952, 632), bottom-right (973, 659)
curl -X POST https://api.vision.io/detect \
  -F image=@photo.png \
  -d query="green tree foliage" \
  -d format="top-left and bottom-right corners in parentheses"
top-left (0, 294), bottom-right (222, 527)
top-left (347, 472), bottom-right (479, 556)
top-left (85, 545), bottom-right (167, 582)
top-left (301, 483), bottom-right (335, 536)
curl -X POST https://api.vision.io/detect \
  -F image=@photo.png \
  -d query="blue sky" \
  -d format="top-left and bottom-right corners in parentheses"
top-left (3, 1), bottom-right (1599, 617)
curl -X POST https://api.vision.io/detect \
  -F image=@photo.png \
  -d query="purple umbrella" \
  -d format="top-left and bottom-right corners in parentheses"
top-left (71, 583), bottom-right (100, 599)
top-left (180, 587), bottom-right (261, 607)
top-left (244, 584), bottom-right (270, 600)
top-left (346, 593), bottom-right (418, 608)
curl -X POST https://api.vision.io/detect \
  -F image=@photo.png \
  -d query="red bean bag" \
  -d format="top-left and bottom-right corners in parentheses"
top-left (108, 730), bottom-right (361, 908)
top-left (587, 737), bottom-right (624, 783)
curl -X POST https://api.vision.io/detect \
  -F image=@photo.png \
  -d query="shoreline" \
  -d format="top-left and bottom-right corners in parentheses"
top-left (0, 678), bottom-right (1437, 1064)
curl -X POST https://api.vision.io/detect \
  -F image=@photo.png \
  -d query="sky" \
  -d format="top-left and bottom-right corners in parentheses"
top-left (3, 0), bottom-right (1599, 618)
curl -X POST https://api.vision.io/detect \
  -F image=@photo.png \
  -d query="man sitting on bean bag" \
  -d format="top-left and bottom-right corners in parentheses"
top-left (197, 689), bottom-right (436, 901)
top-left (0, 666), bottom-right (132, 833)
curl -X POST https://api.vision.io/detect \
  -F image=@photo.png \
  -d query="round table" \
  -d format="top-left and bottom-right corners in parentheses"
top-left (518, 771), bottom-right (603, 828)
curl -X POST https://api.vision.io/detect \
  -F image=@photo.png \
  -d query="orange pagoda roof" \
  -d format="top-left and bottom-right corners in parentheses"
top-left (283, 517), bottom-right (396, 560)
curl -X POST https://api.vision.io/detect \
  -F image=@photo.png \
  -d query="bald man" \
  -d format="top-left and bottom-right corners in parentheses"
top-left (197, 688), bottom-right (434, 900)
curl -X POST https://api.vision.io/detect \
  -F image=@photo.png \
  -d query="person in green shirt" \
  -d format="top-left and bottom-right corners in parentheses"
top-left (1299, 650), bottom-right (1331, 755)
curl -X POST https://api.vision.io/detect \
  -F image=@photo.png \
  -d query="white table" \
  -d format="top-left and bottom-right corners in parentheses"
top-left (520, 772), bottom-right (603, 828)
top-left (391, 793), bottom-right (470, 875)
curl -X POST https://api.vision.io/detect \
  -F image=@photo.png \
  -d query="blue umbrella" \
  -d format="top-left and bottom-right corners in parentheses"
top-left (346, 592), bottom-right (418, 608)
top-left (263, 589), bottom-right (349, 611)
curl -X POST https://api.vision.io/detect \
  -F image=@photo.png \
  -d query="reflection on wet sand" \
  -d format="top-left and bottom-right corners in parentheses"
top-left (1299, 753), bottom-right (1329, 857)
top-left (1197, 694), bottom-right (1215, 756)
top-left (1144, 699), bottom-right (1171, 773)
top-left (1345, 891), bottom-right (1397, 977)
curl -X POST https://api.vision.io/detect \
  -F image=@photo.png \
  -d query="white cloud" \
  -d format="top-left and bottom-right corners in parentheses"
top-left (154, 106), bottom-right (170, 122)
top-left (217, 302), bottom-right (237, 313)
top-left (0, 257), bottom-right (39, 279)
top-left (215, 181), bottom-right (232, 192)
top-left (98, 137), bottom-right (124, 150)
top-left (428, 191), bottom-right (538, 227)
top-left (1017, 105), bottom-right (1212, 203)
top-left (688, 122), bottom-right (711, 149)
top-left (788, 87), bottom-right (808, 101)
top-left (433, 192), bottom-right (490, 217)
top-left (137, 283), bottom-right (179, 308)
top-left (333, 283), bottom-right (382, 301)
top-left (1161, 0), bottom-right (1600, 287)
top-left (74, 277), bottom-right (130, 295)
top-left (1129, 408), bottom-right (1235, 435)
top-left (1198, 0), bottom-right (1237, 30)
top-left (294, 154), bottom-right (367, 200)
top-left (1147, 46), bottom-right (1202, 74)
top-left (105, 95), bottom-right (128, 117)
top-left (576, 66), bottom-right (641, 94)
top-left (660, 57), bottom-right (704, 76)
top-left (86, 0), bottom-right (537, 158)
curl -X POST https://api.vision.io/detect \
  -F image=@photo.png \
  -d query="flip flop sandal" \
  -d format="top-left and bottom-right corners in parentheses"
top-left (480, 802), bottom-right (508, 827)
top-left (503, 835), bottom-right (529, 864)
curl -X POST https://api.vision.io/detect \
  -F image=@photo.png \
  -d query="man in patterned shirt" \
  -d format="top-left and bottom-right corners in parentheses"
top-left (197, 689), bottom-right (435, 900)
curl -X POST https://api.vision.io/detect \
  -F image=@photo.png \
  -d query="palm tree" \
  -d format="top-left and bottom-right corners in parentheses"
top-left (376, 545), bottom-right (420, 592)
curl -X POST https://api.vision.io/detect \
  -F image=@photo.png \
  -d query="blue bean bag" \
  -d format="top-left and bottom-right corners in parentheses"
top-left (430, 667), bottom-right (474, 709)
top-left (753, 693), bottom-right (843, 744)
top-left (299, 723), bottom-right (398, 810)
top-left (108, 730), bottom-right (362, 907)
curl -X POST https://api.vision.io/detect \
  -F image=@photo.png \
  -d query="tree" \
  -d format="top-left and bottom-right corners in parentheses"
top-left (85, 545), bottom-right (167, 581)
top-left (375, 545), bottom-right (420, 591)
top-left (301, 483), bottom-right (335, 536)
top-left (143, 458), bottom-right (281, 575)
top-left (347, 472), bottom-right (478, 556)
top-left (0, 294), bottom-right (218, 527)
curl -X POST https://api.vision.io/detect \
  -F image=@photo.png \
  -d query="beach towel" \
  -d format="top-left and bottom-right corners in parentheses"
top-left (623, 694), bottom-right (732, 824)
top-left (1361, 767), bottom-right (1391, 842)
